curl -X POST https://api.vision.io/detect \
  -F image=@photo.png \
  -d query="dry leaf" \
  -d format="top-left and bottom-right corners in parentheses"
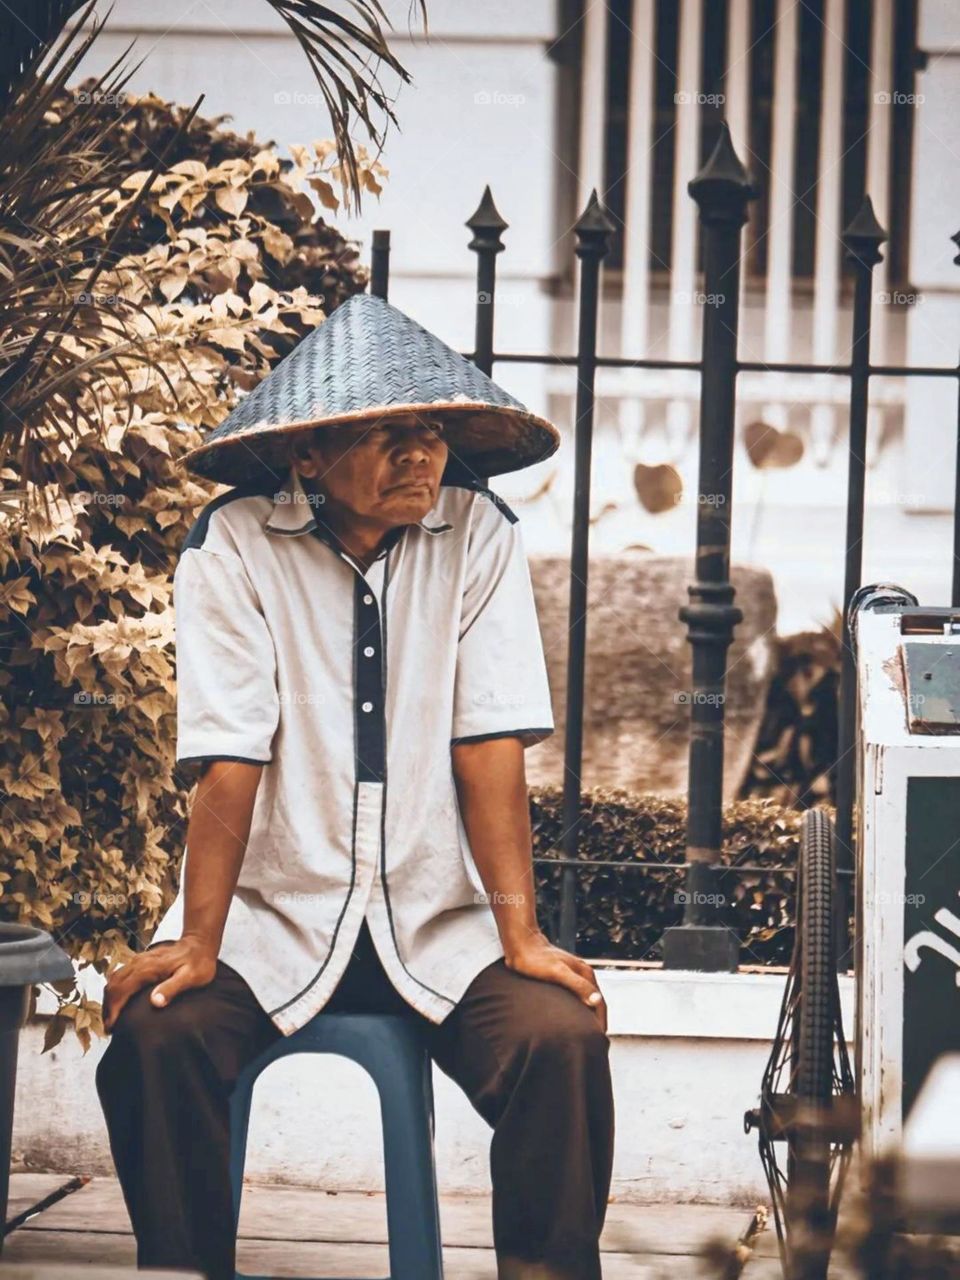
top-left (743, 421), bottom-right (804, 469)
top-left (307, 176), bottom-right (340, 211)
top-left (633, 462), bottom-right (683, 514)
top-left (215, 185), bottom-right (248, 218)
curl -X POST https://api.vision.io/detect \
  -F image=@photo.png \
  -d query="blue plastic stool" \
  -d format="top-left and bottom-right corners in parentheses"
top-left (228, 1012), bottom-right (444, 1280)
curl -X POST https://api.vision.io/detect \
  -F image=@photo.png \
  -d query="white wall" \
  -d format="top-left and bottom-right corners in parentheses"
top-left (14, 970), bottom-right (855, 1205)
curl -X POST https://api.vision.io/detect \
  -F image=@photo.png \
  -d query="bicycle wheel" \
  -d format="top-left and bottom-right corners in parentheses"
top-left (787, 808), bottom-right (839, 1278)
top-left (744, 807), bottom-right (857, 1280)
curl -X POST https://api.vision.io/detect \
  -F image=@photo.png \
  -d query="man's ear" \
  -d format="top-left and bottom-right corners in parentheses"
top-left (288, 430), bottom-right (320, 477)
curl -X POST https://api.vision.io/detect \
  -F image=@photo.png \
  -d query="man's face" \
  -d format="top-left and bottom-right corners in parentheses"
top-left (292, 413), bottom-right (449, 527)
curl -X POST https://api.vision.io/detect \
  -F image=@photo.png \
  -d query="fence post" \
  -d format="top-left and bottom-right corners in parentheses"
top-left (370, 230), bottom-right (390, 300)
top-left (467, 185), bottom-right (508, 377)
top-left (662, 123), bottom-right (756, 972)
top-left (558, 190), bottom-right (615, 953)
top-left (835, 197), bottom-right (887, 970)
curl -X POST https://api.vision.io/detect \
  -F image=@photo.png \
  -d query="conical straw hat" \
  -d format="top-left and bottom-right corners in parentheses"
top-left (180, 292), bottom-right (560, 488)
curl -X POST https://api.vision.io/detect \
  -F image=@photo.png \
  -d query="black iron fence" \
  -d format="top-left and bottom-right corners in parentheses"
top-left (368, 123), bottom-right (960, 972)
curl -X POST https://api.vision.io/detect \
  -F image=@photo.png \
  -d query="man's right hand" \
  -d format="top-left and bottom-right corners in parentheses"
top-left (101, 760), bottom-right (263, 1033)
top-left (102, 935), bottom-right (218, 1033)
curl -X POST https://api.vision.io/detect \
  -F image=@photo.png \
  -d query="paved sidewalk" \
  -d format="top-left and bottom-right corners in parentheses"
top-left (1, 1172), bottom-right (804, 1278)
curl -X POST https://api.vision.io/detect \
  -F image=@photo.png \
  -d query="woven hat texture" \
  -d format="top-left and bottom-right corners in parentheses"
top-left (181, 292), bottom-right (560, 487)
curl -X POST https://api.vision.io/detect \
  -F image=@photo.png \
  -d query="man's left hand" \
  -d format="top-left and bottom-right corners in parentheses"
top-left (502, 931), bottom-right (607, 1033)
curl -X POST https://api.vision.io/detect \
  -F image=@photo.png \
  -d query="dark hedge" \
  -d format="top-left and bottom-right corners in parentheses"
top-left (530, 786), bottom-right (831, 966)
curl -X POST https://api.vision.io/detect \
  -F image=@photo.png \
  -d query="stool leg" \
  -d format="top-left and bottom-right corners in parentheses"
top-left (362, 1026), bottom-right (444, 1280)
top-left (228, 1068), bottom-right (256, 1246)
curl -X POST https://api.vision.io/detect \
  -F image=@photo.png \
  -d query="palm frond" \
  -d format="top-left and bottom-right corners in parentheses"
top-left (1, 0), bottom-right (428, 214)
top-left (0, 2), bottom-right (201, 493)
top-left (266, 0), bottom-right (428, 210)
top-left (0, 0), bottom-right (91, 109)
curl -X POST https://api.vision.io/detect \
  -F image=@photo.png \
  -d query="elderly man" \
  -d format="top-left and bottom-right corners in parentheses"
top-left (96, 294), bottom-right (615, 1280)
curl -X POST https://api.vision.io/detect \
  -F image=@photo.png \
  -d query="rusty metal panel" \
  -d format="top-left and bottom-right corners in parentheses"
top-left (902, 641), bottom-right (960, 733)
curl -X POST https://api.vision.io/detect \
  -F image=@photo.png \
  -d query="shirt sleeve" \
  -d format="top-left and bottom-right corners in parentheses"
top-left (451, 500), bottom-right (555, 747)
top-left (173, 545), bottom-right (280, 765)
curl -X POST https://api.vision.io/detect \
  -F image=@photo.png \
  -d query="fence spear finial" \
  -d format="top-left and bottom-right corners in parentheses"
top-left (466, 185), bottom-right (508, 252)
top-left (688, 120), bottom-right (757, 223)
top-left (842, 195), bottom-right (888, 268)
top-left (574, 189), bottom-right (616, 255)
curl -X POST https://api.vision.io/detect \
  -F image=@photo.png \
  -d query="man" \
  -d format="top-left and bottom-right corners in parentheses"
top-left (96, 294), bottom-right (615, 1280)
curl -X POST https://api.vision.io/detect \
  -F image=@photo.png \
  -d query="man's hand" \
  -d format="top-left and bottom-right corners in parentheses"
top-left (102, 935), bottom-right (218, 1033)
top-left (451, 738), bottom-right (608, 1033)
top-left (503, 930), bottom-right (608, 1033)
top-left (100, 759), bottom-right (264, 1034)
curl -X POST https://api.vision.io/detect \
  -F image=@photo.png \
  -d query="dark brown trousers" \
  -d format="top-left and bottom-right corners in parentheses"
top-left (96, 920), bottom-right (615, 1280)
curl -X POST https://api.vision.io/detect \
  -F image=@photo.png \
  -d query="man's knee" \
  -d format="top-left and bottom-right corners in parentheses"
top-left (516, 986), bottom-right (610, 1074)
top-left (102, 985), bottom-right (205, 1068)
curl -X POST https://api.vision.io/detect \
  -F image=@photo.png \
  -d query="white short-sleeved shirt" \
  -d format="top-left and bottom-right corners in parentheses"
top-left (152, 465), bottom-right (555, 1033)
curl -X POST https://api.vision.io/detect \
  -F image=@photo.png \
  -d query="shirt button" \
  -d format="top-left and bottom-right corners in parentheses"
top-left (363, 645), bottom-right (375, 657)
top-left (362, 593), bottom-right (373, 605)
top-left (361, 701), bottom-right (374, 712)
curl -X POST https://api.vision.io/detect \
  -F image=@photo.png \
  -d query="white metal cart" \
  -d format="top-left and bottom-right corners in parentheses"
top-left (744, 584), bottom-right (960, 1279)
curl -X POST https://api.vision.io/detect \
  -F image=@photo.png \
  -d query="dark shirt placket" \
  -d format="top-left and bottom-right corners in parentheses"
top-left (354, 576), bottom-right (386, 783)
top-left (307, 520), bottom-right (393, 786)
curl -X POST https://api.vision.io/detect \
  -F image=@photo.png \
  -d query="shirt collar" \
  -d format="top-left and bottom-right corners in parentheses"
top-left (262, 467), bottom-right (454, 549)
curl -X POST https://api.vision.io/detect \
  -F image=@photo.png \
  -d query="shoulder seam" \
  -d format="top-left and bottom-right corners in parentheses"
top-left (182, 482), bottom-right (271, 552)
top-left (178, 543), bottom-right (246, 564)
top-left (442, 479), bottom-right (518, 525)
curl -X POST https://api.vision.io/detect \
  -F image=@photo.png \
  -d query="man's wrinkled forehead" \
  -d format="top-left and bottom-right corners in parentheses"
top-left (312, 412), bottom-right (445, 447)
